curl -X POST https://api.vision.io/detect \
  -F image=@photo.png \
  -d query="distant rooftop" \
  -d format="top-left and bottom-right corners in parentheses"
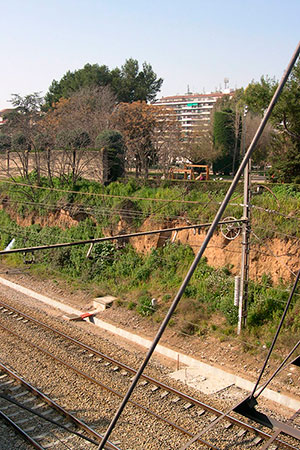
top-left (154, 91), bottom-right (233, 104)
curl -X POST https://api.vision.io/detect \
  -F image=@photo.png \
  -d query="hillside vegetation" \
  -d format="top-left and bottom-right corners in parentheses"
top-left (0, 177), bottom-right (299, 353)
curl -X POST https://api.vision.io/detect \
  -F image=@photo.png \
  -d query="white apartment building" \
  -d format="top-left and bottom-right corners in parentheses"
top-left (153, 91), bottom-right (227, 133)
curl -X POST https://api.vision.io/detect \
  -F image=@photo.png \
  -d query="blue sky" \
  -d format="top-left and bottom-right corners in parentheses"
top-left (1, 0), bottom-right (299, 108)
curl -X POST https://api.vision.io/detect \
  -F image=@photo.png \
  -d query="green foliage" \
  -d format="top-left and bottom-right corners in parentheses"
top-left (0, 202), bottom-right (299, 345)
top-left (213, 110), bottom-right (236, 175)
top-left (95, 130), bottom-right (125, 182)
top-left (270, 144), bottom-right (300, 183)
top-left (136, 292), bottom-right (155, 316)
top-left (114, 59), bottom-right (163, 103)
top-left (45, 59), bottom-right (163, 108)
top-left (242, 62), bottom-right (300, 182)
top-left (93, 242), bottom-right (116, 270)
top-left (243, 76), bottom-right (277, 116)
top-left (12, 132), bottom-right (28, 150)
top-left (45, 63), bottom-right (113, 107)
top-left (247, 275), bottom-right (288, 327)
top-left (0, 134), bottom-right (11, 152)
top-left (56, 129), bottom-right (90, 149)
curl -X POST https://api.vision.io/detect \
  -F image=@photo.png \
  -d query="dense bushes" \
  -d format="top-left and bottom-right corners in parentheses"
top-left (1, 177), bottom-right (299, 239)
top-left (0, 177), bottom-right (299, 350)
top-left (1, 205), bottom-right (298, 343)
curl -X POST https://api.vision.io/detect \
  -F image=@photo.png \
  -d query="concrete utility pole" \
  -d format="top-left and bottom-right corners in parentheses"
top-left (98, 42), bottom-right (300, 450)
top-left (238, 106), bottom-right (251, 335)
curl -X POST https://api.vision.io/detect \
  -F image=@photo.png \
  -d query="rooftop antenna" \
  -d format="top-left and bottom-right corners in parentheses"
top-left (187, 84), bottom-right (192, 94)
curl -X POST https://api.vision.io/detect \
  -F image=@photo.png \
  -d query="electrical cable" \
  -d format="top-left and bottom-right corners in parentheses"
top-left (250, 268), bottom-right (300, 399)
top-left (253, 339), bottom-right (300, 400)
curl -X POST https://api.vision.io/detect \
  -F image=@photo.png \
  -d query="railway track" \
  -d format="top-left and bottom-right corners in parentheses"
top-left (0, 362), bottom-right (119, 450)
top-left (0, 299), bottom-right (299, 449)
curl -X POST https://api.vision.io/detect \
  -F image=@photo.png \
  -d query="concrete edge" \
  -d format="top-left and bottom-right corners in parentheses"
top-left (0, 276), bottom-right (299, 411)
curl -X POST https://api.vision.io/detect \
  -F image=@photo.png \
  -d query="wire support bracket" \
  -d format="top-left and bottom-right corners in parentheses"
top-left (233, 396), bottom-right (300, 441)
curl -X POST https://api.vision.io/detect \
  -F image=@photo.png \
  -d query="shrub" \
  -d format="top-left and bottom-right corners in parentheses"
top-left (136, 293), bottom-right (155, 316)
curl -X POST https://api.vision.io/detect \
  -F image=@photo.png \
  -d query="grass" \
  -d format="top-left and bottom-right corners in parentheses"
top-left (0, 175), bottom-right (299, 354)
top-left (1, 176), bottom-right (299, 239)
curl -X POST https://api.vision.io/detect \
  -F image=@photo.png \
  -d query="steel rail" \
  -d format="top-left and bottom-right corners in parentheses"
top-left (0, 219), bottom-right (244, 255)
top-left (260, 409), bottom-right (300, 450)
top-left (0, 360), bottom-right (118, 450)
top-left (0, 410), bottom-right (44, 450)
top-left (0, 301), bottom-right (297, 449)
top-left (253, 340), bottom-right (300, 400)
top-left (0, 321), bottom-right (220, 449)
top-left (98, 41), bottom-right (300, 450)
top-left (178, 277), bottom-right (300, 450)
top-left (0, 392), bottom-right (99, 445)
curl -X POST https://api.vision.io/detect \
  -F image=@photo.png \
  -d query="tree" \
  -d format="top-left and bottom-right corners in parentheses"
top-left (56, 129), bottom-right (91, 185)
top-left (45, 59), bottom-right (163, 108)
top-left (33, 132), bottom-right (55, 186)
top-left (213, 90), bottom-right (244, 175)
top-left (113, 59), bottom-right (163, 103)
top-left (0, 134), bottom-right (11, 152)
top-left (243, 76), bottom-right (277, 116)
top-left (272, 60), bottom-right (300, 142)
top-left (11, 132), bottom-right (31, 179)
top-left (181, 126), bottom-right (218, 166)
top-left (213, 88), bottom-right (274, 173)
top-left (43, 86), bottom-right (116, 143)
top-left (95, 130), bottom-right (125, 182)
top-left (242, 113), bottom-right (274, 167)
top-left (0, 134), bottom-right (11, 176)
top-left (270, 139), bottom-right (300, 183)
top-left (45, 63), bottom-right (113, 108)
top-left (112, 101), bottom-right (157, 178)
top-left (151, 106), bottom-right (182, 174)
top-left (242, 62), bottom-right (300, 182)
top-left (1, 93), bottom-right (46, 182)
top-left (212, 110), bottom-right (236, 175)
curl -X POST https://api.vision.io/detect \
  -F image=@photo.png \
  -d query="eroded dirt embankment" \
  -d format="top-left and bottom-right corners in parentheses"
top-left (128, 217), bottom-right (299, 284)
top-left (2, 204), bottom-right (299, 284)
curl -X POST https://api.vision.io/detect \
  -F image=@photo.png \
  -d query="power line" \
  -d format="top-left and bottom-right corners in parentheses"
top-left (0, 179), bottom-right (215, 205)
top-left (251, 225), bottom-right (300, 241)
top-left (251, 204), bottom-right (300, 221)
top-left (0, 218), bottom-right (245, 255)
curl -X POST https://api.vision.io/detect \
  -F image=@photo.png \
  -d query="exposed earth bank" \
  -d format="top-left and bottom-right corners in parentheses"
top-left (2, 203), bottom-right (299, 284)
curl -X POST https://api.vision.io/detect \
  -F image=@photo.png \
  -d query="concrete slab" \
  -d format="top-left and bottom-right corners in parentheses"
top-left (170, 367), bottom-right (233, 395)
top-left (93, 296), bottom-right (116, 311)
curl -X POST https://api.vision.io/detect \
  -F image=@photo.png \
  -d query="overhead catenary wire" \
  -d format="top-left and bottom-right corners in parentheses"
top-left (250, 268), bottom-right (300, 400)
top-left (253, 339), bottom-right (300, 400)
top-left (0, 179), bottom-right (225, 205)
top-left (251, 230), bottom-right (298, 277)
top-left (0, 218), bottom-right (246, 255)
top-left (98, 39), bottom-right (300, 450)
top-left (2, 181), bottom-right (300, 225)
top-left (251, 204), bottom-right (300, 221)
top-left (251, 226), bottom-right (300, 241)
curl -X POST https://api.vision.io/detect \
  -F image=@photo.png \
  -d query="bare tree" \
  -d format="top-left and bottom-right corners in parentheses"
top-left (151, 106), bottom-right (182, 175)
top-left (112, 101), bottom-right (157, 178)
top-left (180, 124), bottom-right (220, 166)
top-left (2, 93), bottom-right (44, 181)
top-left (46, 85), bottom-right (116, 142)
top-left (40, 86), bottom-right (116, 183)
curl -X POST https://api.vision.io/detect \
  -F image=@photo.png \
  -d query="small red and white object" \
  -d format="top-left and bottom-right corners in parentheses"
top-left (64, 310), bottom-right (99, 321)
